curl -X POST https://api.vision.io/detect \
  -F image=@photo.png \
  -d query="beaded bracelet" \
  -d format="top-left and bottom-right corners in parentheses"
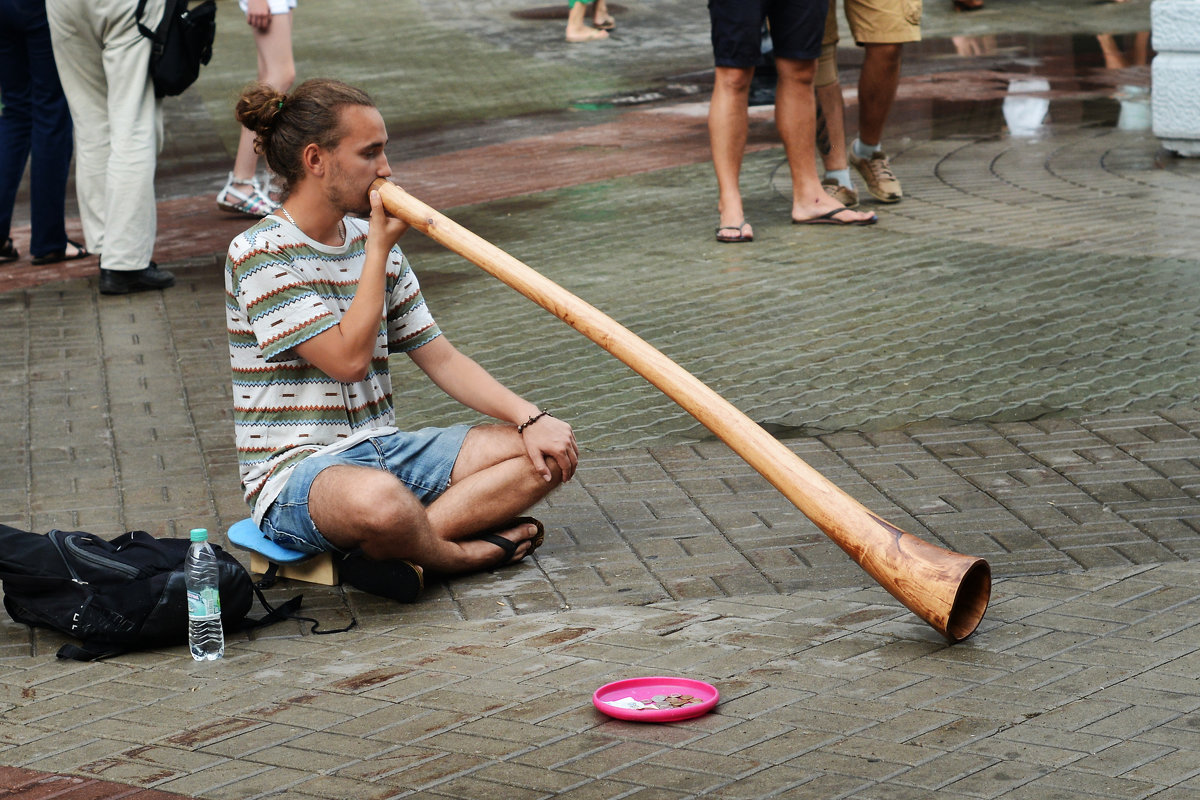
top-left (517, 410), bottom-right (552, 434)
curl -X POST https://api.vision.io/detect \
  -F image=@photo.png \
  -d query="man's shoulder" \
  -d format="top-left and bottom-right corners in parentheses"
top-left (229, 215), bottom-right (287, 256)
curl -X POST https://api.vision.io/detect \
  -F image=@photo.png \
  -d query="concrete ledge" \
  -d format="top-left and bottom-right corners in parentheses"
top-left (1153, 0), bottom-right (1200, 153)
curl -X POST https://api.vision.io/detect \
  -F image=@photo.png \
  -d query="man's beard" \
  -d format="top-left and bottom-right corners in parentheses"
top-left (326, 171), bottom-right (371, 217)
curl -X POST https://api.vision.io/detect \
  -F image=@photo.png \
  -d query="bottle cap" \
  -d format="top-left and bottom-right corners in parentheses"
top-left (189, 528), bottom-right (209, 542)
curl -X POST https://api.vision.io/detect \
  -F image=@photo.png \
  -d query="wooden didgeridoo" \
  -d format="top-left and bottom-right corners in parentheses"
top-left (373, 179), bottom-right (991, 642)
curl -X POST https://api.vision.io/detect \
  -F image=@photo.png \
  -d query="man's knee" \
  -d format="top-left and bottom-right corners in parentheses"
top-left (775, 57), bottom-right (818, 87)
top-left (714, 66), bottom-right (754, 94)
top-left (863, 42), bottom-right (903, 70)
top-left (310, 467), bottom-right (424, 547)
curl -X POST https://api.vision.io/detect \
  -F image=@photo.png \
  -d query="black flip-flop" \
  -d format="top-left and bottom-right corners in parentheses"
top-left (793, 207), bottom-right (877, 226)
top-left (31, 239), bottom-right (90, 265)
top-left (716, 222), bottom-right (753, 243)
top-left (338, 549), bottom-right (424, 602)
top-left (480, 517), bottom-right (545, 564)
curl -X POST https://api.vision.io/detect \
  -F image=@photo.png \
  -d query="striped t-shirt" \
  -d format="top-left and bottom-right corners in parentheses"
top-left (225, 214), bottom-right (442, 521)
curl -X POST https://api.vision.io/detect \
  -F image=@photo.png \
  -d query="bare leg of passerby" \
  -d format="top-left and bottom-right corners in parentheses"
top-left (815, 78), bottom-right (859, 207)
top-left (220, 10), bottom-right (296, 215)
top-left (775, 57), bottom-right (874, 224)
top-left (566, 0), bottom-right (607, 42)
top-left (857, 42), bottom-right (901, 147)
top-left (816, 80), bottom-right (847, 172)
top-left (592, 0), bottom-right (615, 30)
top-left (850, 42), bottom-right (904, 203)
top-left (708, 66), bottom-right (754, 241)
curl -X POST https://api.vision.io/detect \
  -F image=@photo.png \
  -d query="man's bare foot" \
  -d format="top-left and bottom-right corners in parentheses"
top-left (593, 13), bottom-right (616, 30)
top-left (474, 518), bottom-right (545, 567)
top-left (716, 221), bottom-right (753, 243)
top-left (792, 196), bottom-right (876, 226)
top-left (566, 26), bottom-right (609, 42)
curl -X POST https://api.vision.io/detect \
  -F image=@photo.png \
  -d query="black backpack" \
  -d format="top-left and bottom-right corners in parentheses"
top-left (136, 0), bottom-right (217, 98)
top-left (0, 525), bottom-right (312, 661)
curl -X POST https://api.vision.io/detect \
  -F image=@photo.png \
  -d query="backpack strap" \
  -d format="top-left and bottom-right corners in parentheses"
top-left (249, 584), bottom-right (356, 636)
top-left (135, 0), bottom-right (176, 46)
top-left (134, 0), bottom-right (154, 39)
top-left (57, 642), bottom-right (126, 662)
top-left (56, 587), bottom-right (354, 661)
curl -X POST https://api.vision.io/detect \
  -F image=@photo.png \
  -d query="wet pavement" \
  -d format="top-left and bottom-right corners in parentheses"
top-left (5, 0), bottom-right (1200, 798)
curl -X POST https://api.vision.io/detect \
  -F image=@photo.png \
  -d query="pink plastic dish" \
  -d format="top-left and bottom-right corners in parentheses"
top-left (593, 677), bottom-right (719, 722)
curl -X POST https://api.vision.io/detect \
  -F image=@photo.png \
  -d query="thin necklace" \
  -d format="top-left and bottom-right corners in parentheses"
top-left (278, 206), bottom-right (345, 244)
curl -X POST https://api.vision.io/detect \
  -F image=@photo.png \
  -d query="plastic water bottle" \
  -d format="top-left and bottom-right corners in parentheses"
top-left (185, 528), bottom-right (224, 661)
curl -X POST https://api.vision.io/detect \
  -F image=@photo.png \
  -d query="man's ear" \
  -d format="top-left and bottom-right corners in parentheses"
top-left (301, 142), bottom-right (325, 177)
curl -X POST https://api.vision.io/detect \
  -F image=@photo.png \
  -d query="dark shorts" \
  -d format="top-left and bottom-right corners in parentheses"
top-left (709, 0), bottom-right (828, 67)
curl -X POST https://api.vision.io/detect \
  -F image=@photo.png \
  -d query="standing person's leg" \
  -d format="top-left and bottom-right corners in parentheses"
top-left (566, 0), bottom-right (607, 42)
top-left (774, 57), bottom-right (873, 224)
top-left (709, 64), bottom-right (754, 241)
top-left (857, 42), bottom-right (901, 148)
top-left (221, 3), bottom-right (295, 214)
top-left (95, 0), bottom-right (162, 274)
top-left (707, 0), bottom-right (767, 242)
top-left (26, 0), bottom-right (76, 261)
top-left (816, 79), bottom-right (856, 206)
top-left (814, 0), bottom-right (858, 207)
top-left (768, 0), bottom-right (873, 225)
top-left (591, 0), bottom-right (615, 30)
top-left (46, 0), bottom-right (109, 256)
top-left (849, 41), bottom-right (903, 203)
top-left (843, 0), bottom-right (919, 203)
top-left (0, 0), bottom-right (34, 260)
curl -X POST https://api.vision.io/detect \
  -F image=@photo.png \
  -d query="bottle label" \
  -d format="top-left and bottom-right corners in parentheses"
top-left (187, 587), bottom-right (221, 620)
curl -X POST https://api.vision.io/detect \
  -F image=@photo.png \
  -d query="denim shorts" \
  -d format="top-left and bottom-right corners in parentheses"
top-left (259, 424), bottom-right (470, 555)
top-left (709, 0), bottom-right (827, 66)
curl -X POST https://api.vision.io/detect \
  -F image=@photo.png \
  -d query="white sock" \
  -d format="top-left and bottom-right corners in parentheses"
top-left (824, 168), bottom-right (853, 189)
top-left (852, 138), bottom-right (881, 160)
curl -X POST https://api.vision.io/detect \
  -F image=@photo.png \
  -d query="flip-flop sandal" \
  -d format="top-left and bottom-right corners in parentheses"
top-left (594, 16), bottom-right (616, 30)
top-left (480, 517), bottom-right (545, 564)
top-left (716, 222), bottom-right (753, 243)
top-left (793, 207), bottom-right (877, 226)
top-left (338, 549), bottom-right (424, 602)
top-left (31, 239), bottom-right (90, 265)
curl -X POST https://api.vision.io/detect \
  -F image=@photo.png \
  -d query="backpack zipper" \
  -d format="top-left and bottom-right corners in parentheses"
top-left (48, 531), bottom-right (87, 585)
top-left (52, 532), bottom-right (142, 581)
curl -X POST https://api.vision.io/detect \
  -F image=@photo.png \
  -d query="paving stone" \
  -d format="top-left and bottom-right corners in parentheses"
top-left (6, 2), bottom-right (1200, 799)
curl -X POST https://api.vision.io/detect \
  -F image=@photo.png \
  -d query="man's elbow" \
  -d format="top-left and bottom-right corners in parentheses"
top-left (324, 356), bottom-right (372, 384)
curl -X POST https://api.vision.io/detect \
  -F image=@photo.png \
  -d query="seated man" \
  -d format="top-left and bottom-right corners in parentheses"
top-left (225, 78), bottom-right (578, 580)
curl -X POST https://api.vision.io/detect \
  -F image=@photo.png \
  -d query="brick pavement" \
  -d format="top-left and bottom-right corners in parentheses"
top-left (5, 0), bottom-right (1200, 798)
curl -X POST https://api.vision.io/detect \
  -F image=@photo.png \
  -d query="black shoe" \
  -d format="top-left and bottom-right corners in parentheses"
top-left (99, 262), bottom-right (175, 294)
top-left (338, 549), bottom-right (424, 602)
top-left (0, 238), bottom-right (17, 263)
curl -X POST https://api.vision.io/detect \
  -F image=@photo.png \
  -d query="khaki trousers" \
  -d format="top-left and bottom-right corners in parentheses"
top-left (46, 0), bottom-right (163, 272)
